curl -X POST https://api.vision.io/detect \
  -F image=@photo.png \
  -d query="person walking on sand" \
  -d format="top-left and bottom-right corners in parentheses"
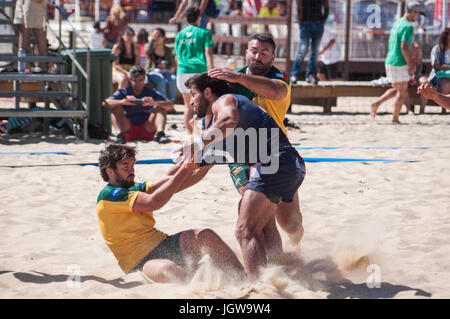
top-left (96, 143), bottom-right (245, 283)
top-left (371, 1), bottom-right (426, 123)
top-left (425, 27), bottom-right (450, 114)
top-left (371, 39), bottom-right (428, 115)
top-left (174, 6), bottom-right (214, 134)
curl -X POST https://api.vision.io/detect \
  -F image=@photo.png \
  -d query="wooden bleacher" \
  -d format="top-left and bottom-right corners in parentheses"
top-left (291, 81), bottom-right (440, 113)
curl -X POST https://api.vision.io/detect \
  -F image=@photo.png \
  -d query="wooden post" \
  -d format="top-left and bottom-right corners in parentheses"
top-left (286, 0), bottom-right (293, 75)
top-left (343, 0), bottom-right (351, 80)
top-left (443, 0), bottom-right (448, 30)
top-left (399, 0), bottom-right (405, 16)
top-left (75, 0), bottom-right (80, 24)
top-left (55, 0), bottom-right (60, 21)
top-left (323, 98), bottom-right (333, 114)
top-left (95, 0), bottom-right (100, 21)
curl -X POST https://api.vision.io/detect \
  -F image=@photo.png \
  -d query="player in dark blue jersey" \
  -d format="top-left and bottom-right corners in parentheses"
top-left (175, 73), bottom-right (306, 280)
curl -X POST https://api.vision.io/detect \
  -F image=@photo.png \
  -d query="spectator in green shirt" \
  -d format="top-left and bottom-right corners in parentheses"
top-left (371, 1), bottom-right (425, 123)
top-left (174, 6), bottom-right (214, 134)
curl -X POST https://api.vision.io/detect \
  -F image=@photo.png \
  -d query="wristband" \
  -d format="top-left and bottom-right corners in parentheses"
top-left (193, 136), bottom-right (204, 150)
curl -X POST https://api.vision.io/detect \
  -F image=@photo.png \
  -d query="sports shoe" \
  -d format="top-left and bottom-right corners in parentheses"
top-left (306, 74), bottom-right (318, 85)
top-left (116, 132), bottom-right (126, 144)
top-left (289, 75), bottom-right (298, 83)
top-left (153, 131), bottom-right (171, 144)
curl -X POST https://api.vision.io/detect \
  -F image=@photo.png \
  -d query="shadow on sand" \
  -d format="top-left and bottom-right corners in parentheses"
top-left (1, 270), bottom-right (143, 289)
top-left (1, 255), bottom-right (433, 298)
top-left (269, 254), bottom-right (432, 299)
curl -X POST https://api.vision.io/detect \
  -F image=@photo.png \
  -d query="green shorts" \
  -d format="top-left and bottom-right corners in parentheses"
top-left (229, 163), bottom-right (250, 192)
top-left (133, 232), bottom-right (184, 271)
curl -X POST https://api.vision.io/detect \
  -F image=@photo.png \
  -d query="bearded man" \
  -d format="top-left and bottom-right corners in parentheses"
top-left (207, 33), bottom-right (302, 259)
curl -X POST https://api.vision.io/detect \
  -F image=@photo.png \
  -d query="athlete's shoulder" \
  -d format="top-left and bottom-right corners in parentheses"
top-left (233, 66), bottom-right (248, 74)
top-left (267, 66), bottom-right (290, 84)
top-left (96, 182), bottom-right (146, 203)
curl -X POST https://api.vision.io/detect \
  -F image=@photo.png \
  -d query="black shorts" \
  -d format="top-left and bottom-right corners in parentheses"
top-left (133, 232), bottom-right (184, 271)
top-left (318, 61), bottom-right (340, 80)
top-left (246, 149), bottom-right (306, 204)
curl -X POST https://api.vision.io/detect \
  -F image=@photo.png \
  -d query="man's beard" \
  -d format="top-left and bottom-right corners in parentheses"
top-left (115, 172), bottom-right (135, 189)
top-left (248, 60), bottom-right (271, 76)
top-left (194, 95), bottom-right (208, 119)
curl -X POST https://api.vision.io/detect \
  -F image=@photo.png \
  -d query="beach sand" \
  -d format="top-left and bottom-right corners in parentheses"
top-left (1, 98), bottom-right (449, 299)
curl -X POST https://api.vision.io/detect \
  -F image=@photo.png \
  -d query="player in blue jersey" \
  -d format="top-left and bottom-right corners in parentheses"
top-left (175, 73), bottom-right (306, 280)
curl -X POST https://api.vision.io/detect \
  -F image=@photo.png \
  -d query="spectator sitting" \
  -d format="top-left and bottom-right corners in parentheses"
top-left (145, 28), bottom-right (177, 103)
top-left (427, 27), bottom-right (450, 114)
top-left (276, 0), bottom-right (286, 16)
top-left (230, 0), bottom-right (243, 16)
top-left (418, 82), bottom-right (450, 110)
top-left (104, 4), bottom-right (128, 49)
top-left (243, 0), bottom-right (262, 17)
top-left (112, 26), bottom-right (140, 89)
top-left (258, 0), bottom-right (278, 17)
top-left (249, 0), bottom-right (278, 34)
top-left (103, 65), bottom-right (174, 144)
top-left (137, 28), bottom-right (149, 67)
top-left (90, 20), bottom-right (107, 49)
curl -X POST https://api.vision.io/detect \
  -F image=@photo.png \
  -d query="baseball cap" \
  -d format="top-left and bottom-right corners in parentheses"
top-left (406, 1), bottom-right (426, 16)
top-left (93, 20), bottom-right (100, 29)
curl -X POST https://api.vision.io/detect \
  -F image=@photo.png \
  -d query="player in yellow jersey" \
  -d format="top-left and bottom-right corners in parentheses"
top-left (96, 143), bottom-right (245, 282)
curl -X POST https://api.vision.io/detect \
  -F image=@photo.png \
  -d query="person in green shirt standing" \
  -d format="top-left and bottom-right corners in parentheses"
top-left (174, 6), bottom-right (214, 134)
top-left (371, 1), bottom-right (426, 123)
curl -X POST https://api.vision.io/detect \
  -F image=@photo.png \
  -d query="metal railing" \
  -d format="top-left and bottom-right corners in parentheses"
top-left (47, 2), bottom-right (90, 116)
top-left (0, 0), bottom-right (91, 140)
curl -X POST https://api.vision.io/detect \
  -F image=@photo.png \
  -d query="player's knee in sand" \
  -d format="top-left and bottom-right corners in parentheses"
top-left (142, 259), bottom-right (187, 283)
top-left (179, 228), bottom-right (246, 278)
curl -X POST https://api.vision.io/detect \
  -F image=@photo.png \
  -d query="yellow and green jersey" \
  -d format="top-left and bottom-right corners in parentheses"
top-left (96, 181), bottom-right (167, 273)
top-left (230, 65), bottom-right (291, 135)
